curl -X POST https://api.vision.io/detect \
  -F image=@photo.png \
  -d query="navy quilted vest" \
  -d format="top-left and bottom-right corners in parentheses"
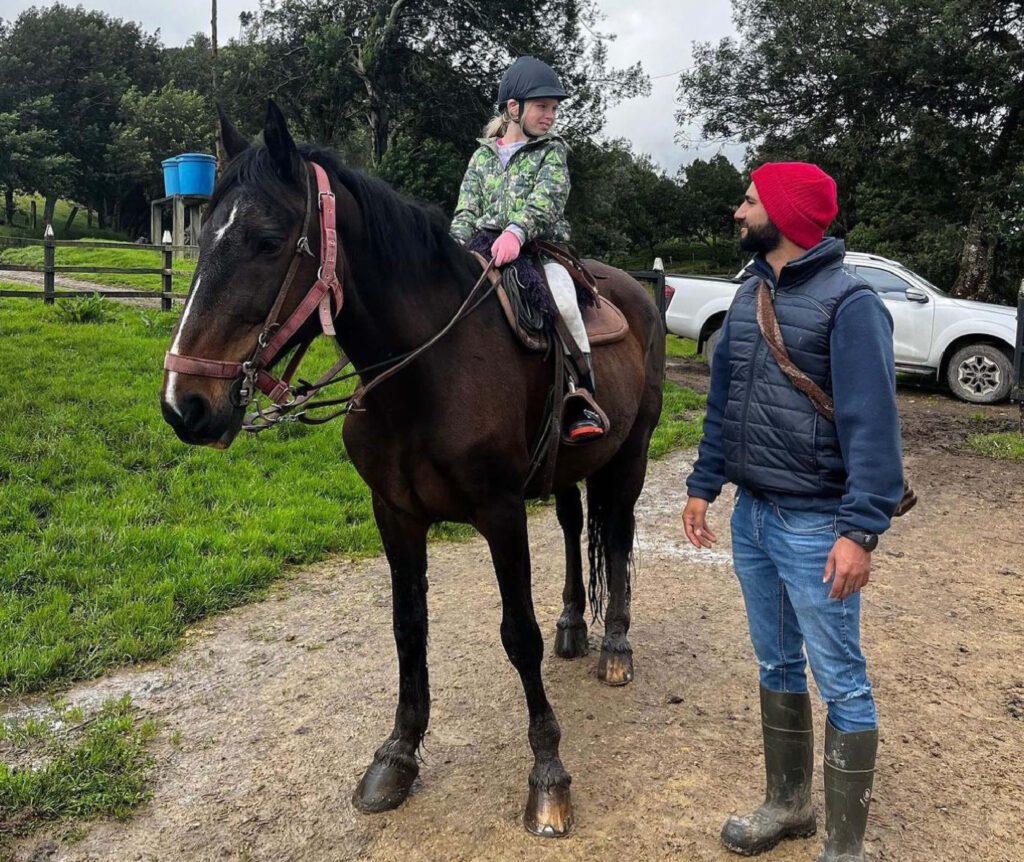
top-left (723, 239), bottom-right (871, 498)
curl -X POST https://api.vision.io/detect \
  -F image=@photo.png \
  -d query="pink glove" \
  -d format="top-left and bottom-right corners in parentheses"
top-left (491, 230), bottom-right (522, 266)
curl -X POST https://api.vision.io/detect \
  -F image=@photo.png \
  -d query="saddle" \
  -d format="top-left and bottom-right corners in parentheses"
top-left (470, 246), bottom-right (622, 497)
top-left (470, 248), bottom-right (630, 353)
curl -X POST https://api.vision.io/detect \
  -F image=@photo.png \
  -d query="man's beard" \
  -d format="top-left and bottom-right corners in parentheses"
top-left (739, 219), bottom-right (783, 254)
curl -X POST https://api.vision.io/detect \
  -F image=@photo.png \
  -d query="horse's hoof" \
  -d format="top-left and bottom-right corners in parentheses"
top-left (553, 623), bottom-right (589, 659)
top-left (524, 783), bottom-right (573, 837)
top-left (597, 648), bottom-right (634, 686)
top-left (353, 759), bottom-right (417, 813)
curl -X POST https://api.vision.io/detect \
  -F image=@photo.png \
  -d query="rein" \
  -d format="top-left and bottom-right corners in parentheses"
top-left (254, 255), bottom-right (498, 428)
top-left (163, 159), bottom-right (498, 431)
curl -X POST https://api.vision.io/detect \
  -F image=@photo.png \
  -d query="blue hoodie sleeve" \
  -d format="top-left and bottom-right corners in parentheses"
top-left (686, 315), bottom-right (732, 502)
top-left (830, 291), bottom-right (904, 535)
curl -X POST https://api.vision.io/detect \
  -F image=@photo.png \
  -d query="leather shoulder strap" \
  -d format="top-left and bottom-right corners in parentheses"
top-left (755, 281), bottom-right (835, 422)
top-left (756, 281), bottom-right (918, 517)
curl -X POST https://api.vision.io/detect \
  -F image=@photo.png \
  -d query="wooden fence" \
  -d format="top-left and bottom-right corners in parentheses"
top-left (0, 229), bottom-right (185, 311)
top-left (628, 264), bottom-right (668, 323)
top-left (1, 231), bottom-right (671, 328)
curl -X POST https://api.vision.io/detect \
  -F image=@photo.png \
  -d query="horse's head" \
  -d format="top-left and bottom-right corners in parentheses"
top-left (161, 102), bottom-right (322, 448)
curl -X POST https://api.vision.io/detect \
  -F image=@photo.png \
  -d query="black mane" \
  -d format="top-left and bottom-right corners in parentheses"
top-left (209, 140), bottom-right (475, 287)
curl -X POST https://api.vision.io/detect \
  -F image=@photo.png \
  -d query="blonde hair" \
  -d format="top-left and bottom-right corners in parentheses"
top-left (481, 110), bottom-right (509, 138)
top-left (484, 101), bottom-right (522, 138)
top-left (483, 114), bottom-right (508, 138)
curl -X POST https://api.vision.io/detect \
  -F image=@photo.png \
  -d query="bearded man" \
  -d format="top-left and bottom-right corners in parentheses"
top-left (681, 162), bottom-right (904, 862)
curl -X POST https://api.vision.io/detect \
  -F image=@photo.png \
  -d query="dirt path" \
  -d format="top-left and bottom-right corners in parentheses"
top-left (0, 271), bottom-right (176, 308)
top-left (8, 365), bottom-right (1024, 862)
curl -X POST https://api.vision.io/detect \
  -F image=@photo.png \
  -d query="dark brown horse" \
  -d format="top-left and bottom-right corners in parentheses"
top-left (161, 103), bottom-right (665, 836)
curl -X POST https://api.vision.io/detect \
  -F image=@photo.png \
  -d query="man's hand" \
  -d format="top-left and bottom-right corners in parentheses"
top-left (682, 496), bottom-right (718, 549)
top-left (824, 536), bottom-right (872, 599)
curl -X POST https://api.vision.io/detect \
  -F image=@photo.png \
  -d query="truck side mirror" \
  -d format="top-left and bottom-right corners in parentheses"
top-left (906, 286), bottom-right (929, 303)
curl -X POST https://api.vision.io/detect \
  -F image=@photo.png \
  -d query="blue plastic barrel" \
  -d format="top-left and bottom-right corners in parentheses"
top-left (176, 153), bottom-right (217, 196)
top-left (161, 157), bottom-right (180, 197)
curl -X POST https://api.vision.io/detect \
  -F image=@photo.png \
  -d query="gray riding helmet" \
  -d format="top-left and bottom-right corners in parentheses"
top-left (497, 56), bottom-right (568, 108)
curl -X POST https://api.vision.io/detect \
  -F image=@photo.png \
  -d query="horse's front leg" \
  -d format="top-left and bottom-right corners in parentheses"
top-left (477, 497), bottom-right (574, 837)
top-left (354, 494), bottom-right (430, 813)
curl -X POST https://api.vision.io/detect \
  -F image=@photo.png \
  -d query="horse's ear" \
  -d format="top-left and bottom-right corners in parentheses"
top-left (262, 99), bottom-right (298, 181)
top-left (216, 104), bottom-right (249, 162)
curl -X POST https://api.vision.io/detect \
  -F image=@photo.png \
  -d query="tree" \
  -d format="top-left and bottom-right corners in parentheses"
top-left (215, 6), bottom-right (366, 152)
top-left (677, 0), bottom-right (1024, 301)
top-left (0, 3), bottom-right (162, 225)
top-left (376, 135), bottom-right (466, 211)
top-left (0, 98), bottom-right (72, 225)
top-left (110, 85), bottom-right (213, 188)
top-left (566, 139), bottom-right (636, 257)
top-left (162, 33), bottom-right (216, 96)
top-left (232, 0), bottom-right (648, 167)
top-left (678, 156), bottom-right (744, 247)
top-left (108, 84), bottom-right (214, 231)
top-left (617, 154), bottom-right (686, 258)
top-left (566, 140), bottom-right (686, 261)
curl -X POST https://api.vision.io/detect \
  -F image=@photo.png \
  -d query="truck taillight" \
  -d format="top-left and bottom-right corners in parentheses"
top-left (664, 284), bottom-right (676, 303)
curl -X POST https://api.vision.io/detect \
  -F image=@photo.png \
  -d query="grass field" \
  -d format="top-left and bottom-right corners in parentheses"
top-left (968, 431), bottom-right (1024, 461)
top-left (0, 298), bottom-right (705, 696)
top-left (0, 697), bottom-right (155, 839)
top-left (665, 335), bottom-right (698, 359)
top-left (0, 300), bottom-right (374, 696)
top-left (1, 196), bottom-right (127, 243)
top-left (0, 241), bottom-right (195, 292)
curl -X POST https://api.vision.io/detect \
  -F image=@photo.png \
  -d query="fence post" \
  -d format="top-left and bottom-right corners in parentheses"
top-left (43, 223), bottom-right (55, 305)
top-left (161, 230), bottom-right (174, 312)
top-left (172, 195), bottom-right (186, 261)
top-left (1012, 277), bottom-right (1024, 433)
top-left (653, 256), bottom-right (666, 324)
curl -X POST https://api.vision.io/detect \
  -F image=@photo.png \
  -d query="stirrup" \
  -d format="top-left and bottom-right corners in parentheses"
top-left (560, 386), bottom-right (609, 445)
top-left (567, 408), bottom-right (606, 442)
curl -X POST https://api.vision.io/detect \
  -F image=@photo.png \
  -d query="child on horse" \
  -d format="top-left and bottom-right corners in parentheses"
top-left (450, 56), bottom-right (606, 442)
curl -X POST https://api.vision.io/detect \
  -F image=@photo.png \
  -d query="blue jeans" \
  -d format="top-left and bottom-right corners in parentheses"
top-left (730, 487), bottom-right (877, 732)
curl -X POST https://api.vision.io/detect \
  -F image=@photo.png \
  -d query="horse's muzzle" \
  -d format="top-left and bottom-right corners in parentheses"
top-left (161, 391), bottom-right (241, 448)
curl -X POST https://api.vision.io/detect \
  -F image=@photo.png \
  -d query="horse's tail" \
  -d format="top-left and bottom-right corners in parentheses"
top-left (586, 489), bottom-right (635, 622)
top-left (586, 492), bottom-right (608, 622)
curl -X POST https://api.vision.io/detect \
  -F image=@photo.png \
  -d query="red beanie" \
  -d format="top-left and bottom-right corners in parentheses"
top-left (750, 162), bottom-right (838, 250)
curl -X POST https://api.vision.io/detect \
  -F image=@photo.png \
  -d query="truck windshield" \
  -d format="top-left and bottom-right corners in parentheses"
top-left (897, 264), bottom-right (947, 296)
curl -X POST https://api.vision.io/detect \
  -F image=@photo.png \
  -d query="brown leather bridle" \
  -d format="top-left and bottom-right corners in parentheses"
top-left (163, 159), bottom-right (497, 431)
top-left (164, 162), bottom-right (345, 418)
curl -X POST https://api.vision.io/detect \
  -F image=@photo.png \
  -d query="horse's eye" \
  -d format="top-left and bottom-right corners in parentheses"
top-left (257, 238), bottom-right (283, 255)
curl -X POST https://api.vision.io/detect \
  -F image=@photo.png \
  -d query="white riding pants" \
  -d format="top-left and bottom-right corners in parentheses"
top-left (543, 261), bottom-right (590, 355)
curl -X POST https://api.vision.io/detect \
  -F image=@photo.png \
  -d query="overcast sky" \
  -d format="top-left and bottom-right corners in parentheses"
top-left (0, 0), bottom-right (745, 174)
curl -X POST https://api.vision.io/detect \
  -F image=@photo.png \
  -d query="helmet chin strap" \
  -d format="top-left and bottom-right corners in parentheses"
top-left (508, 100), bottom-right (540, 139)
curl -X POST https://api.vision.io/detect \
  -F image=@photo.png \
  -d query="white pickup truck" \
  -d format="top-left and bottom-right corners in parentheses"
top-left (663, 251), bottom-right (1020, 404)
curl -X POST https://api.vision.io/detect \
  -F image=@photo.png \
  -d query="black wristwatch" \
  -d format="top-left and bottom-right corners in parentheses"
top-left (842, 530), bottom-right (878, 552)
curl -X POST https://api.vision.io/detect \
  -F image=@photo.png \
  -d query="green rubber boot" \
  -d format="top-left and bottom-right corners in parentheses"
top-left (817, 719), bottom-right (877, 862)
top-left (721, 687), bottom-right (817, 856)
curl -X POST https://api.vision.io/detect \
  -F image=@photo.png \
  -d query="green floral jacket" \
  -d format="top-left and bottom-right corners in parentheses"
top-left (450, 133), bottom-right (571, 245)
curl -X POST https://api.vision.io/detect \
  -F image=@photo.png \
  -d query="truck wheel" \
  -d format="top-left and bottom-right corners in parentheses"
top-left (946, 344), bottom-right (1013, 404)
top-left (704, 327), bottom-right (722, 375)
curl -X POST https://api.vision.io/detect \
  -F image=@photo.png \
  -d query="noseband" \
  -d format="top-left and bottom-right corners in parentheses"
top-left (163, 161), bottom-right (344, 414)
